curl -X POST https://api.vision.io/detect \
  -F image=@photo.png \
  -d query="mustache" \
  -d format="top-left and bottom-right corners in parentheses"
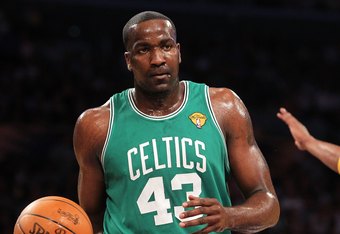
top-left (148, 67), bottom-right (171, 76)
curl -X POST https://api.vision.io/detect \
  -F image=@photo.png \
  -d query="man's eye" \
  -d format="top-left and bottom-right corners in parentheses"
top-left (163, 44), bottom-right (172, 51)
top-left (138, 48), bottom-right (149, 54)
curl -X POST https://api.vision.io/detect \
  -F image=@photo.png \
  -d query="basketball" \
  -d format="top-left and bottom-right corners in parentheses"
top-left (13, 196), bottom-right (93, 234)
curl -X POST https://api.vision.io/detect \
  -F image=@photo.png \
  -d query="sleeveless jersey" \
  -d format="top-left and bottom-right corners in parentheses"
top-left (101, 81), bottom-right (231, 233)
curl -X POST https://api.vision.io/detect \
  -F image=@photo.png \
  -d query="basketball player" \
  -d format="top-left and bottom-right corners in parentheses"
top-left (73, 11), bottom-right (280, 234)
top-left (277, 107), bottom-right (340, 174)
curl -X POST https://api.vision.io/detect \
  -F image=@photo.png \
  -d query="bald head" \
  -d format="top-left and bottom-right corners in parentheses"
top-left (122, 11), bottom-right (177, 51)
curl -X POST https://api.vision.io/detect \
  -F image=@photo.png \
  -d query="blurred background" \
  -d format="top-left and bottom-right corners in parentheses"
top-left (1, 0), bottom-right (340, 233)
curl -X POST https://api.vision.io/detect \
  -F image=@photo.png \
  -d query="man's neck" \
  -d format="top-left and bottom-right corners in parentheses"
top-left (132, 81), bottom-right (185, 116)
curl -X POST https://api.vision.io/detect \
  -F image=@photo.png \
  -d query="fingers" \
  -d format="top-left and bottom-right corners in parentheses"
top-left (277, 107), bottom-right (294, 124)
top-left (179, 197), bottom-right (223, 226)
top-left (277, 107), bottom-right (288, 116)
top-left (277, 107), bottom-right (286, 119)
top-left (182, 196), bottom-right (219, 210)
top-left (179, 210), bottom-right (226, 233)
top-left (279, 107), bottom-right (287, 113)
top-left (179, 196), bottom-right (228, 233)
top-left (181, 205), bottom-right (221, 219)
top-left (179, 214), bottom-right (214, 229)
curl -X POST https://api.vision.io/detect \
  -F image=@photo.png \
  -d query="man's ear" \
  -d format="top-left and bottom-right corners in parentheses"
top-left (177, 43), bottom-right (181, 64)
top-left (124, 52), bottom-right (132, 71)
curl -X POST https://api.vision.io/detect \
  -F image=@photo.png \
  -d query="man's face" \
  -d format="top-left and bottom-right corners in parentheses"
top-left (124, 19), bottom-right (181, 94)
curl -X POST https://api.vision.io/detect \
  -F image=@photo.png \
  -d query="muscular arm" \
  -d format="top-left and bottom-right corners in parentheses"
top-left (277, 107), bottom-right (340, 174)
top-left (216, 88), bottom-right (279, 233)
top-left (73, 103), bottom-right (110, 233)
top-left (179, 88), bottom-right (280, 233)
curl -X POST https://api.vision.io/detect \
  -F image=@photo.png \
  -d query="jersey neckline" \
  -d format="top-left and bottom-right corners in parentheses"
top-left (128, 81), bottom-right (189, 120)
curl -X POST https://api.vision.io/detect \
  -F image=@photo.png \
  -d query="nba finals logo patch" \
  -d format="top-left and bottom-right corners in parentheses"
top-left (189, 112), bottom-right (207, 129)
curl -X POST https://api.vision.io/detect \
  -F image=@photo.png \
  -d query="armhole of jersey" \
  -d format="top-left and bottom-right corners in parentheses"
top-left (204, 86), bottom-right (226, 145)
top-left (100, 97), bottom-right (114, 171)
top-left (204, 86), bottom-right (230, 173)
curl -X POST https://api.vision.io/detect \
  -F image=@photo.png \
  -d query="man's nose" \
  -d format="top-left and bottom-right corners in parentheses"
top-left (150, 48), bottom-right (166, 66)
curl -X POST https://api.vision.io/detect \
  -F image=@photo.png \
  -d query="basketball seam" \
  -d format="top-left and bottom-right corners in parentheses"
top-left (38, 197), bottom-right (92, 225)
top-left (16, 196), bottom-right (93, 234)
top-left (19, 213), bottom-right (76, 234)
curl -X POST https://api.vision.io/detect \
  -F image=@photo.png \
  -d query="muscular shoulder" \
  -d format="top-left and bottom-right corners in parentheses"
top-left (73, 100), bottom-right (111, 159)
top-left (208, 87), bottom-right (246, 117)
top-left (76, 101), bottom-right (110, 130)
top-left (208, 87), bottom-right (251, 137)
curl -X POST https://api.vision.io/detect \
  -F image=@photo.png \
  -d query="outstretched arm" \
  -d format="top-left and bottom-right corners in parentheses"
top-left (277, 107), bottom-right (340, 174)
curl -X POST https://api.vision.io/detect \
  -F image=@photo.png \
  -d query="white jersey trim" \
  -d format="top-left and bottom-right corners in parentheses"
top-left (205, 86), bottom-right (229, 168)
top-left (100, 98), bottom-right (114, 171)
top-left (128, 81), bottom-right (189, 121)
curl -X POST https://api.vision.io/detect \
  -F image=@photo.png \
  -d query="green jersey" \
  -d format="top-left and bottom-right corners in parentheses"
top-left (101, 81), bottom-right (231, 233)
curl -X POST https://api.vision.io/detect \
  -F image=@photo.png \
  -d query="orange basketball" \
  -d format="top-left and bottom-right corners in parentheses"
top-left (13, 196), bottom-right (93, 234)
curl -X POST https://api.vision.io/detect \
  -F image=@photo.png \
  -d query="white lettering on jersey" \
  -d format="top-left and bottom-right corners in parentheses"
top-left (127, 137), bottom-right (206, 181)
top-left (127, 147), bottom-right (140, 181)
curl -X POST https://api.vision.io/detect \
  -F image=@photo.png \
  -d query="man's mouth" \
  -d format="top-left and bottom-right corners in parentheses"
top-left (149, 69), bottom-right (171, 78)
top-left (151, 73), bottom-right (170, 78)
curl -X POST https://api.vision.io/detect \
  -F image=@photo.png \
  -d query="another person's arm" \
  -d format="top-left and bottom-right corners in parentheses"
top-left (73, 102), bottom-right (110, 234)
top-left (277, 107), bottom-right (340, 174)
top-left (179, 88), bottom-right (280, 233)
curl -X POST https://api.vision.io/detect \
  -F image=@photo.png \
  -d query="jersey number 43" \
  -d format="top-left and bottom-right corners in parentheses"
top-left (137, 172), bottom-right (203, 226)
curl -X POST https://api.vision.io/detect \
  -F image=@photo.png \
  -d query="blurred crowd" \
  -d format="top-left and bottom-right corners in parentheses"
top-left (1, 0), bottom-right (340, 233)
